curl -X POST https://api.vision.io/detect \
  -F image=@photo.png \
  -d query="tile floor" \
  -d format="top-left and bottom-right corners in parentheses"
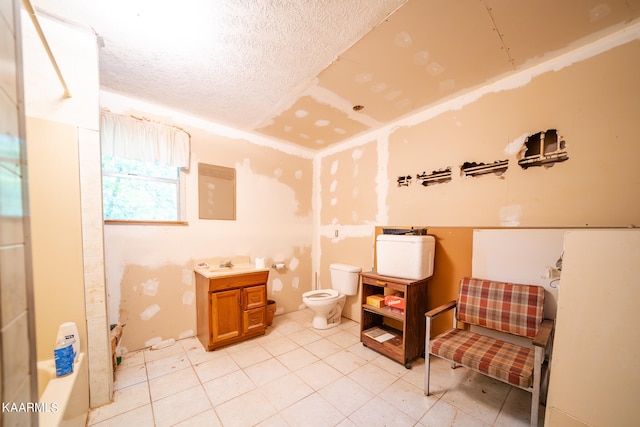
top-left (88, 309), bottom-right (543, 426)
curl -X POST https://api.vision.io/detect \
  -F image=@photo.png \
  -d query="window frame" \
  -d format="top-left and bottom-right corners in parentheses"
top-left (102, 157), bottom-right (188, 225)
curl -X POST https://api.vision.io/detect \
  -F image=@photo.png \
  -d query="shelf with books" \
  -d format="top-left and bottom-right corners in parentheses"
top-left (359, 271), bottom-right (430, 369)
top-left (361, 303), bottom-right (405, 321)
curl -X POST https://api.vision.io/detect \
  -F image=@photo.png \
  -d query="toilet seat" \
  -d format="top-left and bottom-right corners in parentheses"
top-left (302, 289), bottom-right (339, 301)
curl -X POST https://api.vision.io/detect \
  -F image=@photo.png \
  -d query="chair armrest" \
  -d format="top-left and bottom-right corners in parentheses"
top-left (425, 301), bottom-right (457, 318)
top-left (533, 319), bottom-right (554, 347)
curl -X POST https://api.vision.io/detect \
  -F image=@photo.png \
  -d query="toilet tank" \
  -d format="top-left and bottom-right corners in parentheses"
top-left (330, 263), bottom-right (362, 296)
top-left (376, 235), bottom-right (435, 280)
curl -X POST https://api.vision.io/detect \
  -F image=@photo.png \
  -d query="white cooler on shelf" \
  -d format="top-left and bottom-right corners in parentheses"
top-left (376, 234), bottom-right (435, 280)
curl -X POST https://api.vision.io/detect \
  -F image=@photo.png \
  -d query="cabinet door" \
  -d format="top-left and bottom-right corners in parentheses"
top-left (211, 289), bottom-right (241, 343)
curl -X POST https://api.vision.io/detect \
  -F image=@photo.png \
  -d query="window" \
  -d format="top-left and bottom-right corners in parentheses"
top-left (102, 156), bottom-right (185, 221)
top-left (99, 111), bottom-right (190, 223)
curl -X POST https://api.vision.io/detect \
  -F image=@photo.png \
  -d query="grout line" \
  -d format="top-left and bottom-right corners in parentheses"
top-left (144, 356), bottom-right (156, 426)
top-left (494, 386), bottom-right (514, 427)
top-left (91, 312), bottom-right (533, 426)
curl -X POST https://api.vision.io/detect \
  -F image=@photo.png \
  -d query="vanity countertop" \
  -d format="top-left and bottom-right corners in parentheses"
top-left (193, 256), bottom-right (269, 279)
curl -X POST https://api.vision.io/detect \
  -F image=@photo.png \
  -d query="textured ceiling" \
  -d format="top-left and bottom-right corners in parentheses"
top-left (33, 0), bottom-right (640, 150)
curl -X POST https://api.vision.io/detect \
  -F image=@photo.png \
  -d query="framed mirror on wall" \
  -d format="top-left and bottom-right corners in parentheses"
top-left (198, 162), bottom-right (236, 220)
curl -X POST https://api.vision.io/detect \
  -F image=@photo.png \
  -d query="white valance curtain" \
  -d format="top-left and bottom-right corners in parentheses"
top-left (100, 111), bottom-right (191, 169)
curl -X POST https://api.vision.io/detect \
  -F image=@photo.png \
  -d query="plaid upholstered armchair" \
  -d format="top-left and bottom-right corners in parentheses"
top-left (424, 277), bottom-right (554, 427)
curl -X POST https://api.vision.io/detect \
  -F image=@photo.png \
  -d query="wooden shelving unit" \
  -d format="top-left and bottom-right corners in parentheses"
top-left (360, 271), bottom-right (430, 368)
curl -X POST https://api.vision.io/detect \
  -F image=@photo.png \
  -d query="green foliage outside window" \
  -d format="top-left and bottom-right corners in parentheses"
top-left (102, 156), bottom-right (180, 221)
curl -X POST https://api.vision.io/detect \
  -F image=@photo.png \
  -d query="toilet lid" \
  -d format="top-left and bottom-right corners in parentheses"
top-left (303, 289), bottom-right (339, 300)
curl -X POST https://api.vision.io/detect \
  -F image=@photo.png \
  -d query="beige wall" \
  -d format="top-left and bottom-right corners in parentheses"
top-left (385, 41), bottom-right (640, 228)
top-left (317, 41), bottom-right (640, 304)
top-left (317, 139), bottom-right (380, 320)
top-left (13, 5), bottom-right (640, 425)
top-left (545, 229), bottom-right (640, 426)
top-left (320, 140), bottom-right (379, 226)
top-left (21, 10), bottom-right (111, 406)
top-left (104, 23), bottom-right (640, 360)
top-left (26, 117), bottom-right (88, 361)
top-left (312, 35), bottom-right (640, 427)
top-left (102, 103), bottom-right (314, 351)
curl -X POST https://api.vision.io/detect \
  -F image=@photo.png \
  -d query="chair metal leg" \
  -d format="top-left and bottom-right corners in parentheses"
top-left (450, 306), bottom-right (458, 370)
top-left (531, 346), bottom-right (544, 426)
top-left (425, 316), bottom-right (431, 396)
top-left (425, 353), bottom-right (431, 396)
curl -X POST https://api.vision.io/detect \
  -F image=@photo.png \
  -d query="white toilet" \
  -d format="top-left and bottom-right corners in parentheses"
top-left (302, 263), bottom-right (362, 329)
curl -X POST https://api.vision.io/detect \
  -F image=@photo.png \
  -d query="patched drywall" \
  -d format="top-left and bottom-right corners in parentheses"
top-left (258, 95), bottom-right (371, 149)
top-left (315, 140), bottom-right (380, 321)
top-left (320, 141), bottom-right (378, 226)
top-left (385, 40), bottom-right (640, 227)
top-left (118, 264), bottom-right (195, 351)
top-left (106, 34), bottom-right (640, 352)
top-left (104, 97), bottom-right (314, 351)
top-left (35, 1), bottom-right (640, 149)
top-left (267, 245), bottom-right (312, 313)
top-left (316, 39), bottom-right (640, 336)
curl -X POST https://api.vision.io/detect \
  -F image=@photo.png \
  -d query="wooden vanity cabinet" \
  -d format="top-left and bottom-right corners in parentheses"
top-left (195, 270), bottom-right (269, 351)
